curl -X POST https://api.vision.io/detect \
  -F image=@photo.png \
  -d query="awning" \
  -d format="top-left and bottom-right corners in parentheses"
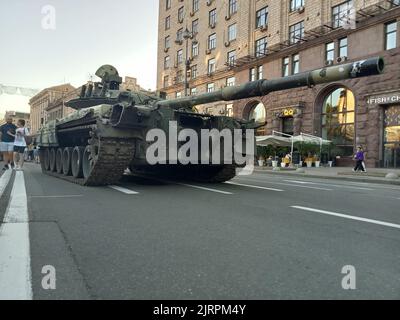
top-left (292, 135), bottom-right (331, 145)
top-left (256, 135), bottom-right (293, 147)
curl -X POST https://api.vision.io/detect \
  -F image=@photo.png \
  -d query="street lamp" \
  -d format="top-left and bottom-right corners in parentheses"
top-left (182, 27), bottom-right (197, 97)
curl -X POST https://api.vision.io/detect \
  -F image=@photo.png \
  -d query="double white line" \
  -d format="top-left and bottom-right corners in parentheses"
top-left (0, 171), bottom-right (32, 300)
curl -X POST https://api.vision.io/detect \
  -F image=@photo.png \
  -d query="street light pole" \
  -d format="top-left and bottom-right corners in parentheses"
top-left (183, 28), bottom-right (191, 97)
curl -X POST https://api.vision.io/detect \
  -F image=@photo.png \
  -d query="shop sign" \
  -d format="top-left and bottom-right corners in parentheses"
top-left (367, 92), bottom-right (400, 105)
top-left (274, 108), bottom-right (297, 118)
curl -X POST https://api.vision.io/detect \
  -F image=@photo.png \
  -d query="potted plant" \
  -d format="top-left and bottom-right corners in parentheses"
top-left (258, 155), bottom-right (265, 167)
top-left (315, 156), bottom-right (321, 168)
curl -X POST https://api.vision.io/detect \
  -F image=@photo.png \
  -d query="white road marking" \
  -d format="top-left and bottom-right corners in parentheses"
top-left (0, 171), bottom-right (33, 300)
top-left (109, 185), bottom-right (139, 195)
top-left (225, 181), bottom-right (284, 192)
top-left (291, 206), bottom-right (400, 230)
top-left (235, 177), bottom-right (333, 191)
top-left (29, 195), bottom-right (83, 199)
top-left (0, 169), bottom-right (12, 198)
top-left (283, 180), bottom-right (374, 191)
top-left (178, 183), bottom-right (233, 195)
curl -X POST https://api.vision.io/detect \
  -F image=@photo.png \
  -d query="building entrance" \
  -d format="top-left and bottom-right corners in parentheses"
top-left (384, 105), bottom-right (400, 168)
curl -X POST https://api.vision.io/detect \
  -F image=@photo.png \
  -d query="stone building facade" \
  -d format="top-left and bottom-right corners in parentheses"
top-left (157, 0), bottom-right (400, 168)
top-left (46, 87), bottom-right (79, 122)
top-left (0, 111), bottom-right (31, 128)
top-left (29, 84), bottom-right (75, 135)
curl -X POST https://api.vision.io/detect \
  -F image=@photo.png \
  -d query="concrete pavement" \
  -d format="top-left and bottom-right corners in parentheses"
top-left (255, 166), bottom-right (400, 185)
top-left (0, 163), bottom-right (399, 299)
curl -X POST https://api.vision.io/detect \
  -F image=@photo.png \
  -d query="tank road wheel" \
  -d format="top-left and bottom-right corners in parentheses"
top-left (44, 148), bottom-right (51, 171)
top-left (71, 147), bottom-right (85, 178)
top-left (62, 148), bottom-right (73, 176)
top-left (49, 148), bottom-right (57, 172)
top-left (55, 148), bottom-right (63, 174)
top-left (82, 146), bottom-right (95, 179)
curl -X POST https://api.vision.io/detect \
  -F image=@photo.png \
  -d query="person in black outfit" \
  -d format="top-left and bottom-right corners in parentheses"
top-left (0, 117), bottom-right (17, 170)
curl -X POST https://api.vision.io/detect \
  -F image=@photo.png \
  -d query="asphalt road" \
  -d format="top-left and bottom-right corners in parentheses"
top-left (0, 163), bottom-right (399, 299)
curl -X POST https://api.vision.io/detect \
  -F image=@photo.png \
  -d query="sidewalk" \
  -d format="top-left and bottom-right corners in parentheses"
top-left (254, 166), bottom-right (400, 186)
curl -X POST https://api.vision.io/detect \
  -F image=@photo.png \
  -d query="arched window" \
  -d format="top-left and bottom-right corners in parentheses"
top-left (321, 87), bottom-right (355, 156)
top-left (248, 102), bottom-right (266, 136)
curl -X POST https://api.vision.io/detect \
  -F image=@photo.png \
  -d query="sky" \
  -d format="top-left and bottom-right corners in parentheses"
top-left (0, 0), bottom-right (159, 117)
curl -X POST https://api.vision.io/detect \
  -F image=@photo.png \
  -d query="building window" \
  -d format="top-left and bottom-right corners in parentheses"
top-left (250, 68), bottom-right (256, 81)
top-left (292, 54), bottom-right (300, 74)
top-left (192, 42), bottom-right (199, 57)
top-left (229, 0), bottom-right (238, 16)
top-left (208, 33), bottom-right (217, 50)
top-left (165, 36), bottom-right (170, 49)
top-left (163, 76), bottom-right (169, 88)
top-left (227, 50), bottom-right (236, 66)
top-left (164, 56), bottom-right (170, 69)
top-left (190, 87), bottom-right (197, 96)
top-left (289, 21), bottom-right (304, 44)
top-left (339, 37), bottom-right (348, 57)
top-left (177, 28), bottom-right (183, 41)
top-left (209, 9), bottom-right (217, 27)
top-left (165, 16), bottom-right (171, 30)
top-left (226, 104), bottom-right (234, 117)
top-left (192, 19), bottom-right (199, 34)
top-left (207, 83), bottom-right (215, 92)
top-left (255, 37), bottom-right (267, 57)
top-left (177, 49), bottom-right (183, 64)
top-left (176, 91), bottom-right (182, 98)
top-left (176, 70), bottom-right (184, 83)
top-left (322, 87), bottom-right (355, 156)
top-left (208, 58), bottom-right (216, 74)
top-left (290, 0), bottom-right (305, 12)
top-left (166, 0), bottom-right (171, 10)
top-left (226, 77), bottom-right (235, 87)
top-left (385, 21), bottom-right (397, 50)
top-left (257, 65), bottom-right (263, 79)
top-left (178, 7), bottom-right (184, 23)
top-left (384, 105), bottom-right (400, 168)
top-left (326, 42), bottom-right (335, 62)
top-left (250, 66), bottom-right (263, 81)
top-left (228, 23), bottom-right (237, 41)
top-left (191, 65), bottom-right (198, 79)
top-left (282, 57), bottom-right (290, 77)
top-left (193, 0), bottom-right (199, 13)
top-left (332, 0), bottom-right (354, 29)
top-left (256, 7), bottom-right (268, 28)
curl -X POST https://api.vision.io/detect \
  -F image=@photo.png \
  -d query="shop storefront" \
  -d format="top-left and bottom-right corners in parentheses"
top-left (384, 105), bottom-right (400, 168)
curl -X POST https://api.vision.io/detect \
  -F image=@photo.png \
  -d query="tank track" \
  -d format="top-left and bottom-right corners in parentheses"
top-left (40, 128), bottom-right (135, 186)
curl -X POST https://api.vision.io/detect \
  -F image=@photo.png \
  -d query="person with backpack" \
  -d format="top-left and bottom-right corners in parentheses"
top-left (7, 119), bottom-right (31, 170)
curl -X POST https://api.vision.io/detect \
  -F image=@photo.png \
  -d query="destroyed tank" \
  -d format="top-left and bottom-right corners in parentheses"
top-left (37, 57), bottom-right (384, 186)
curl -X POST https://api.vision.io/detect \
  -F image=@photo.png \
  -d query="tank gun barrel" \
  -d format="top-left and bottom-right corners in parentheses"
top-left (156, 57), bottom-right (384, 110)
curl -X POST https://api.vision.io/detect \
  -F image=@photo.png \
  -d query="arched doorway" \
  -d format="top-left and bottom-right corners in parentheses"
top-left (246, 101), bottom-right (267, 136)
top-left (321, 87), bottom-right (355, 156)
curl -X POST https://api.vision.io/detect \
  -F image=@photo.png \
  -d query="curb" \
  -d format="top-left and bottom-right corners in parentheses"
top-left (253, 169), bottom-right (400, 186)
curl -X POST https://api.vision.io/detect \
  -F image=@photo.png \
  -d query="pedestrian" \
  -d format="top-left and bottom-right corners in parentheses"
top-left (7, 119), bottom-right (30, 170)
top-left (33, 145), bottom-right (40, 164)
top-left (0, 117), bottom-right (17, 170)
top-left (353, 146), bottom-right (366, 173)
